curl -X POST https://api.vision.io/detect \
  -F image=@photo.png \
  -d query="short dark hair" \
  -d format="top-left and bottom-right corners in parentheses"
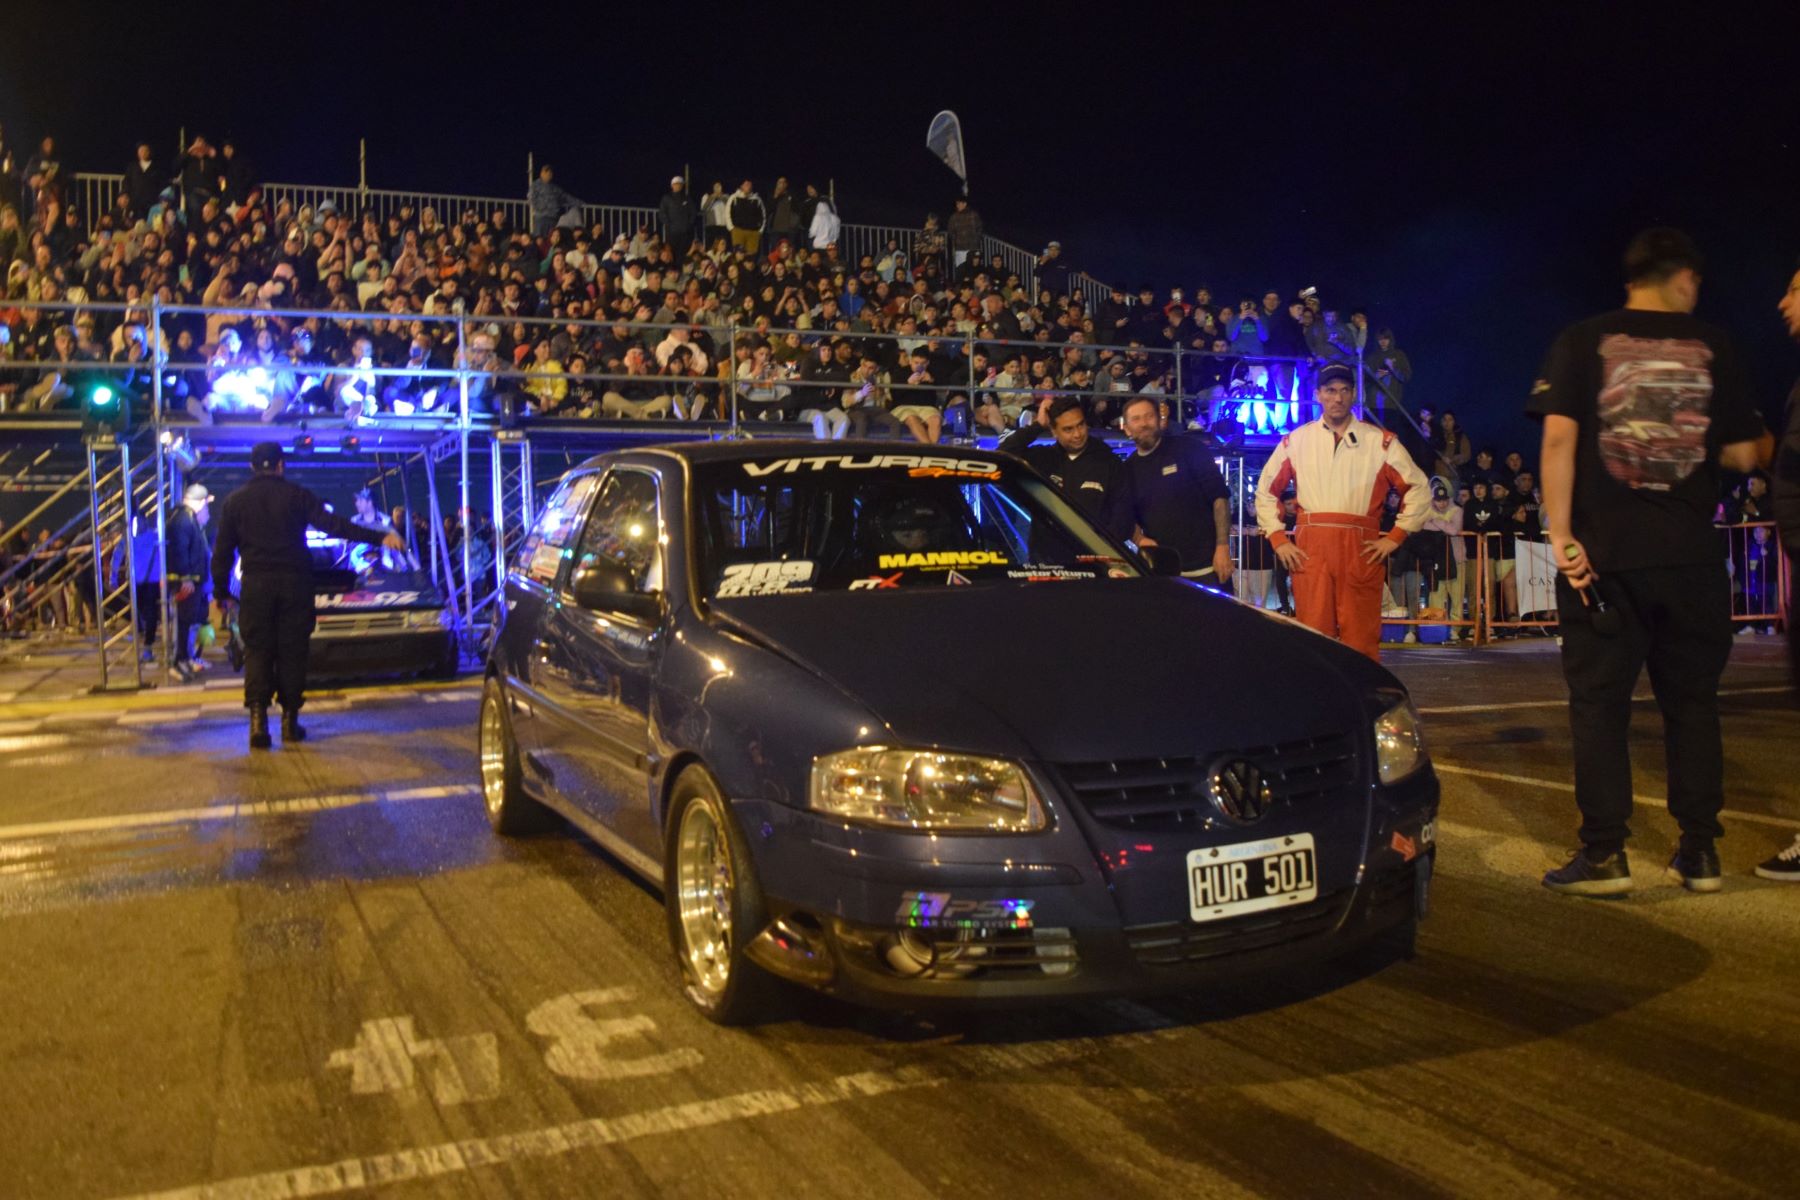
top-left (1047, 394), bottom-right (1086, 424)
top-left (1623, 227), bottom-right (1703, 285)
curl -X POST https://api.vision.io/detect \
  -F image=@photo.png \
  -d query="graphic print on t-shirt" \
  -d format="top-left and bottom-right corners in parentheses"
top-left (1594, 334), bottom-right (1713, 492)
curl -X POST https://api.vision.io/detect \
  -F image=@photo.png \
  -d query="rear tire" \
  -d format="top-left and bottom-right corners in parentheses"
top-left (663, 765), bottom-right (781, 1025)
top-left (479, 676), bottom-right (551, 835)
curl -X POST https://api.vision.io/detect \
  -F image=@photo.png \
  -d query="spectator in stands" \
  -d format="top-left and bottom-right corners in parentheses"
top-left (658, 175), bottom-right (697, 259)
top-left (124, 142), bottom-right (164, 220)
top-left (948, 197), bottom-right (983, 269)
top-left (529, 165), bottom-right (578, 238)
top-left (602, 346), bottom-right (671, 419)
top-left (808, 192), bottom-right (841, 250)
top-left (1431, 410), bottom-right (1472, 482)
top-left (1259, 289), bottom-right (1308, 407)
top-left (21, 324), bottom-right (77, 411)
top-left (728, 180), bottom-right (766, 255)
top-left (767, 178), bottom-right (803, 250)
top-left (1037, 240), bottom-right (1069, 295)
top-left (523, 338), bottom-right (566, 414)
top-left (891, 347), bottom-right (945, 443)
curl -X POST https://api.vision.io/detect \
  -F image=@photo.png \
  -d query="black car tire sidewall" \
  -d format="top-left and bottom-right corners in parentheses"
top-left (662, 766), bottom-right (779, 1025)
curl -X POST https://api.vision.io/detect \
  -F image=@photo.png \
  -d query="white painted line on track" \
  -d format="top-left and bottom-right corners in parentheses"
top-left (1434, 762), bottom-right (1800, 830)
top-left (115, 1065), bottom-right (941, 1200)
top-left (115, 708), bottom-right (200, 726)
top-left (1419, 685), bottom-right (1791, 715)
top-left (0, 783), bottom-right (480, 842)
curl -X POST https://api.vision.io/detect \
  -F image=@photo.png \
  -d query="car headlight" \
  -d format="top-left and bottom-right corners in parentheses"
top-left (1373, 694), bottom-right (1428, 784)
top-left (809, 747), bottom-right (1047, 832)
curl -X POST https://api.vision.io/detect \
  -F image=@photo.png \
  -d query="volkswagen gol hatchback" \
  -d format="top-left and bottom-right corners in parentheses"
top-left (480, 442), bottom-right (1438, 1022)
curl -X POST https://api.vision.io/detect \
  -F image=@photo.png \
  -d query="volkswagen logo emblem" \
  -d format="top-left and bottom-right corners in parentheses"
top-left (1207, 758), bottom-right (1272, 823)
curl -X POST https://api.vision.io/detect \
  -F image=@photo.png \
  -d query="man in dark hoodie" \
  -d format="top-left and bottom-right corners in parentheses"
top-left (657, 175), bottom-right (697, 260)
top-left (1260, 289), bottom-right (1310, 412)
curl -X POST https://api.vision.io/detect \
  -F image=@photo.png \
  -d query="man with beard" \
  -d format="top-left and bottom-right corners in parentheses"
top-left (1123, 393), bottom-right (1233, 584)
top-left (1000, 395), bottom-right (1134, 541)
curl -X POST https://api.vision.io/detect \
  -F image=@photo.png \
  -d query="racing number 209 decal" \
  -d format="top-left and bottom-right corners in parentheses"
top-left (715, 560), bottom-right (815, 598)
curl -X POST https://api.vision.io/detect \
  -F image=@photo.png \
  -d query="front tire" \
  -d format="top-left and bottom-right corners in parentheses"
top-left (663, 766), bottom-right (780, 1025)
top-left (479, 676), bottom-right (550, 835)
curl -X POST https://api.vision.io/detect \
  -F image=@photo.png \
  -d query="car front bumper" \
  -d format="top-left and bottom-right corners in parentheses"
top-left (308, 627), bottom-right (456, 678)
top-left (734, 773), bottom-right (1438, 1008)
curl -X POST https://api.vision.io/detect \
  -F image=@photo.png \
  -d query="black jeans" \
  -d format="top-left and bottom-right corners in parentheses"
top-left (133, 581), bottom-right (161, 646)
top-left (173, 585), bottom-right (208, 666)
top-left (238, 573), bottom-right (315, 713)
top-left (1556, 561), bottom-right (1733, 848)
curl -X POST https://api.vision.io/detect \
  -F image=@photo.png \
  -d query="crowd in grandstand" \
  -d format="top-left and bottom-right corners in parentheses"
top-left (0, 131), bottom-right (1429, 441)
top-left (0, 129), bottom-right (1780, 639)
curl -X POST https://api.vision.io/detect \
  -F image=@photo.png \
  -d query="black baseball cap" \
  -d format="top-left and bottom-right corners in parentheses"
top-left (250, 441), bottom-right (284, 470)
top-left (1317, 364), bottom-right (1356, 387)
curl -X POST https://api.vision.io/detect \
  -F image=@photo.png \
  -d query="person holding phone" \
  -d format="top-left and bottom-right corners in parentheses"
top-left (1530, 228), bottom-right (1770, 897)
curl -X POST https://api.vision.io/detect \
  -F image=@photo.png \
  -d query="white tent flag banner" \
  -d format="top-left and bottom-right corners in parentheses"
top-left (1517, 539), bottom-right (1559, 617)
top-left (925, 111), bottom-right (968, 193)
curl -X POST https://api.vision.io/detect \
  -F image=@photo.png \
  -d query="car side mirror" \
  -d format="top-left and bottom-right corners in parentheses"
top-left (571, 560), bottom-right (663, 622)
top-left (1139, 544), bottom-right (1184, 576)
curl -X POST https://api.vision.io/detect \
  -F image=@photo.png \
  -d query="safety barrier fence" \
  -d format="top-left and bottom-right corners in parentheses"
top-left (0, 297), bottom-right (1391, 439)
top-left (1340, 527), bottom-right (1791, 644)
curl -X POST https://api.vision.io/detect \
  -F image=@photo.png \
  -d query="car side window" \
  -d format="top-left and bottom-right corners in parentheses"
top-left (572, 470), bottom-right (663, 593)
top-left (515, 473), bottom-right (599, 586)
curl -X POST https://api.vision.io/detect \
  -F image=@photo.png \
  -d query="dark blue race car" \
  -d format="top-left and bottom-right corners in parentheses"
top-left (480, 441), bottom-right (1438, 1022)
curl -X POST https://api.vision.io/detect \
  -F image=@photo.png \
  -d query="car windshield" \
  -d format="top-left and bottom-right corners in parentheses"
top-left (691, 451), bottom-right (1140, 598)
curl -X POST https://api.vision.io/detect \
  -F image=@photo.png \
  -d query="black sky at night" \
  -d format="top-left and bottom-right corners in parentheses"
top-left (4, 3), bottom-right (1796, 453)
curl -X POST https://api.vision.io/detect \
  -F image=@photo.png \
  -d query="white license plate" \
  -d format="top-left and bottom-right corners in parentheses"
top-left (1187, 833), bottom-right (1318, 923)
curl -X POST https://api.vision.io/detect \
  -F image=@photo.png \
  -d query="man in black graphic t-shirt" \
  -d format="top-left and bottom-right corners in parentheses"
top-left (1528, 229), bottom-right (1769, 899)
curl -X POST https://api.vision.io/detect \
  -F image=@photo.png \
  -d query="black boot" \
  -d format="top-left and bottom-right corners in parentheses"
top-left (249, 705), bottom-right (272, 750)
top-left (280, 709), bottom-right (307, 743)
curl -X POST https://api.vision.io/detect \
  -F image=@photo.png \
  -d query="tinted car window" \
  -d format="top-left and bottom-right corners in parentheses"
top-left (572, 470), bottom-right (662, 593)
top-left (693, 453), bottom-right (1136, 597)
top-left (515, 473), bottom-right (598, 585)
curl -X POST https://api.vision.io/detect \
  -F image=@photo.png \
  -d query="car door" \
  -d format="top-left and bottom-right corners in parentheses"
top-left (502, 472), bottom-right (599, 775)
top-left (538, 467), bottom-right (668, 856)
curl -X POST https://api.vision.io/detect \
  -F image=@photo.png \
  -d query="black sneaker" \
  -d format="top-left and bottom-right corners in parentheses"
top-left (1754, 836), bottom-right (1800, 882)
top-left (1665, 844), bottom-right (1723, 893)
top-left (1542, 847), bottom-right (1632, 897)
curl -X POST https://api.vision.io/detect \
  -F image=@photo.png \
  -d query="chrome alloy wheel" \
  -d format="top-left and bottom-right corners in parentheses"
top-left (675, 799), bottom-right (734, 998)
top-left (479, 688), bottom-right (507, 818)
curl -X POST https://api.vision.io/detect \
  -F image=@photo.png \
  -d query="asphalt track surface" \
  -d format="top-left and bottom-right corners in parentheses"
top-left (0, 638), bottom-right (1795, 1199)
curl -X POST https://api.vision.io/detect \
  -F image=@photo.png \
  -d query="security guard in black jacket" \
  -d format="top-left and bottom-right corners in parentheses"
top-left (998, 395), bottom-right (1134, 541)
top-left (210, 442), bottom-right (405, 749)
top-left (165, 483), bottom-right (215, 679)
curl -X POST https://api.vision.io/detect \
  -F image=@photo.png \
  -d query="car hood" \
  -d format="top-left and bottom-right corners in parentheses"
top-left (711, 580), bottom-right (1387, 763)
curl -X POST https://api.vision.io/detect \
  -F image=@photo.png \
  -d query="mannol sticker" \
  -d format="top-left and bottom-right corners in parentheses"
top-left (877, 551), bottom-right (1009, 569)
top-left (743, 454), bottom-right (999, 478)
